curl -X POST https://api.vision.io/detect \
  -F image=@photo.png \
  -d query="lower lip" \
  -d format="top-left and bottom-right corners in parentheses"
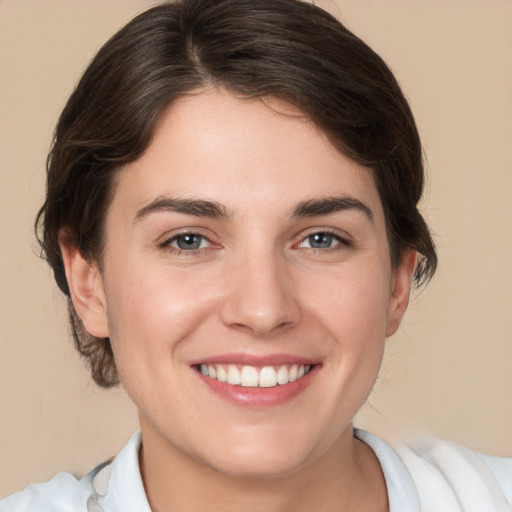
top-left (196, 365), bottom-right (320, 408)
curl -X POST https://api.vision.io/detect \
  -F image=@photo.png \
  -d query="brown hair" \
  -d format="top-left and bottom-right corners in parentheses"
top-left (36, 0), bottom-right (437, 387)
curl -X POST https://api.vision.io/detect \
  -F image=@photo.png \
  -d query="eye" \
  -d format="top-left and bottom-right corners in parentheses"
top-left (164, 233), bottom-right (211, 251)
top-left (297, 231), bottom-right (348, 250)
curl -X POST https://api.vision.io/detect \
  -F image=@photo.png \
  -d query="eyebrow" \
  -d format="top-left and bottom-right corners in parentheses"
top-left (134, 197), bottom-right (232, 223)
top-left (291, 196), bottom-right (374, 222)
top-left (133, 194), bottom-right (373, 224)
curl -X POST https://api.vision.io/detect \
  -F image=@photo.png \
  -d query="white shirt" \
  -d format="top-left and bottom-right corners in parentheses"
top-left (1, 430), bottom-right (511, 511)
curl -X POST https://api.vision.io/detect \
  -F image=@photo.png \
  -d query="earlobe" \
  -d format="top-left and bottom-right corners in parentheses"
top-left (386, 249), bottom-right (417, 337)
top-left (59, 231), bottom-right (109, 338)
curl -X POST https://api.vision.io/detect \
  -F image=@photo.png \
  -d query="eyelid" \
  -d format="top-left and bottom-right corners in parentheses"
top-left (293, 228), bottom-right (352, 248)
top-left (168, 234), bottom-right (210, 250)
top-left (159, 228), bottom-right (221, 253)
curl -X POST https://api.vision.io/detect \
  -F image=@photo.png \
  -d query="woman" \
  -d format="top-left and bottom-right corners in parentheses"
top-left (1, 1), bottom-right (510, 510)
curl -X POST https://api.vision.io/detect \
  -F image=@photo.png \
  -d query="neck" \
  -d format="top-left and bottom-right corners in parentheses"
top-left (139, 422), bottom-right (388, 512)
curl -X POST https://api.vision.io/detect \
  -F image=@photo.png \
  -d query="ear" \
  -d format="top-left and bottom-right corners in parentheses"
top-left (386, 249), bottom-right (417, 337)
top-left (59, 230), bottom-right (109, 338)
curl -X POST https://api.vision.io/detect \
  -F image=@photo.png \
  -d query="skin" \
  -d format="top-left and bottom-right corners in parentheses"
top-left (61, 88), bottom-right (416, 512)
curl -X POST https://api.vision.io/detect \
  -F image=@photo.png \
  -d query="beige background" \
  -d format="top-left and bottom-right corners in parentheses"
top-left (1, 0), bottom-right (511, 498)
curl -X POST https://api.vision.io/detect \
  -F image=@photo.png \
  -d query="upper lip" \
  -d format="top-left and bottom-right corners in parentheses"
top-left (189, 353), bottom-right (319, 367)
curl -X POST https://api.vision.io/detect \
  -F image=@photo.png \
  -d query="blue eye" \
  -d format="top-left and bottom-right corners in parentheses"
top-left (168, 233), bottom-right (210, 251)
top-left (309, 233), bottom-right (334, 249)
top-left (298, 232), bottom-right (347, 250)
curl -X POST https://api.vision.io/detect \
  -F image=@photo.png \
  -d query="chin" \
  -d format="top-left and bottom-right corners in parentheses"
top-left (194, 426), bottom-right (325, 480)
top-left (205, 449), bottom-right (311, 481)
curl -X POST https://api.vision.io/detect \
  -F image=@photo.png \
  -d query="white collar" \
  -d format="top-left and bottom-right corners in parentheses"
top-left (91, 429), bottom-right (421, 512)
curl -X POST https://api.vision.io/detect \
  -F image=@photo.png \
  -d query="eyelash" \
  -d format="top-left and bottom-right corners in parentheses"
top-left (160, 229), bottom-right (351, 256)
top-left (160, 232), bottom-right (215, 254)
top-left (295, 230), bottom-right (351, 252)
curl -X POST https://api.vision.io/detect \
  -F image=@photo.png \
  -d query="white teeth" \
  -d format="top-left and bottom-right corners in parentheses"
top-left (259, 366), bottom-right (278, 387)
top-left (216, 365), bottom-right (227, 382)
top-left (276, 365), bottom-right (289, 385)
top-left (200, 363), bottom-right (313, 388)
top-left (289, 365), bottom-right (298, 382)
top-left (241, 366), bottom-right (259, 387)
top-left (227, 365), bottom-right (241, 385)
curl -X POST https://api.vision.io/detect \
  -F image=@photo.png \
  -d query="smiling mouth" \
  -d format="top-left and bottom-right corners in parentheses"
top-left (198, 363), bottom-right (313, 388)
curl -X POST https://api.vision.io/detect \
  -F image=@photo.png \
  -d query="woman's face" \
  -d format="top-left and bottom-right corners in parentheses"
top-left (79, 89), bottom-right (413, 478)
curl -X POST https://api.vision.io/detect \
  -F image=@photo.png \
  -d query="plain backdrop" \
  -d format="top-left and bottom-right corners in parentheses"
top-left (1, 0), bottom-right (511, 498)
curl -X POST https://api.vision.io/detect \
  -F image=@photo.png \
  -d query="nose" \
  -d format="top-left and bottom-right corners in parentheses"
top-left (220, 250), bottom-right (301, 337)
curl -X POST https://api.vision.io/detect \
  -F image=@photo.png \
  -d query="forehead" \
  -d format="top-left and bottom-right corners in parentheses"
top-left (109, 88), bottom-right (384, 223)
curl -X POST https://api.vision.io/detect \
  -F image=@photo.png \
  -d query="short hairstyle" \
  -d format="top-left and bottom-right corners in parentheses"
top-left (36, 0), bottom-right (437, 387)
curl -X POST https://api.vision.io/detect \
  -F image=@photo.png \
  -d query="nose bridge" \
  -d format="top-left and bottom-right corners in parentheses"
top-left (220, 243), bottom-right (300, 336)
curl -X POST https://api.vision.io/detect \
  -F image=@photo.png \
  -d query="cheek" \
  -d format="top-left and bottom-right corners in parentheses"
top-left (305, 261), bottom-right (391, 335)
top-left (104, 261), bottom-right (222, 360)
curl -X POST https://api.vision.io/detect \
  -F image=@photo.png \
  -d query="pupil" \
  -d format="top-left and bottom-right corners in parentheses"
top-left (177, 234), bottom-right (201, 250)
top-left (310, 233), bottom-right (332, 249)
